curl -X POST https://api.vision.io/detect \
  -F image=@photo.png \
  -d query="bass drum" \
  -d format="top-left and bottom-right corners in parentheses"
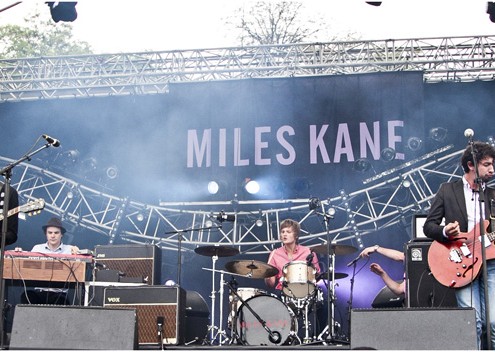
top-left (236, 295), bottom-right (296, 346)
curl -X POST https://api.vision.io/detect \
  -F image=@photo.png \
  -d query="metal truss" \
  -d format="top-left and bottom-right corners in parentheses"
top-left (0, 144), bottom-right (467, 254)
top-left (1, 35), bottom-right (495, 102)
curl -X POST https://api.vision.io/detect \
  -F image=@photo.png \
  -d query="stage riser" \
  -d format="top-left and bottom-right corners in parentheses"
top-left (350, 308), bottom-right (477, 350)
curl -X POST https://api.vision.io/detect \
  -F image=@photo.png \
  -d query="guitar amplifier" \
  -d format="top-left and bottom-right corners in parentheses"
top-left (103, 286), bottom-right (186, 346)
top-left (94, 244), bottom-right (161, 285)
top-left (405, 240), bottom-right (457, 307)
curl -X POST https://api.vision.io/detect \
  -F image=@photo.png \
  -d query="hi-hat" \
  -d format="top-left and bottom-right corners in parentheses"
top-left (194, 245), bottom-right (239, 257)
top-left (316, 271), bottom-right (348, 281)
top-left (310, 243), bottom-right (357, 255)
top-left (225, 260), bottom-right (279, 279)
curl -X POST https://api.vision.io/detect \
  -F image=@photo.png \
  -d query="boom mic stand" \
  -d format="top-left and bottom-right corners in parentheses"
top-left (0, 140), bottom-right (54, 348)
top-left (468, 138), bottom-right (491, 349)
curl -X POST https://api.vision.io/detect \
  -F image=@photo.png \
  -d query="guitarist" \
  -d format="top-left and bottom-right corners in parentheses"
top-left (0, 182), bottom-right (19, 246)
top-left (424, 141), bottom-right (495, 350)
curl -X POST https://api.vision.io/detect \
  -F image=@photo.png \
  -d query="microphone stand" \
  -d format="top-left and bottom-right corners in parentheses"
top-left (469, 140), bottom-right (491, 349)
top-left (0, 142), bottom-right (52, 348)
top-left (164, 224), bottom-right (222, 288)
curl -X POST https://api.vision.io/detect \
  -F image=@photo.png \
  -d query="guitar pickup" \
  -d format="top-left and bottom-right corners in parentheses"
top-left (460, 243), bottom-right (471, 258)
top-left (449, 249), bottom-right (463, 263)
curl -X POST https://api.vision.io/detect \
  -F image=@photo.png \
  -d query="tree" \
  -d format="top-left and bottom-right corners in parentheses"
top-left (0, 9), bottom-right (92, 59)
top-left (226, 1), bottom-right (356, 46)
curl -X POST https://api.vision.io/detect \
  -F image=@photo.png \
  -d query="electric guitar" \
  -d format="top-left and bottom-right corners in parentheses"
top-left (427, 219), bottom-right (495, 288)
top-left (0, 198), bottom-right (45, 221)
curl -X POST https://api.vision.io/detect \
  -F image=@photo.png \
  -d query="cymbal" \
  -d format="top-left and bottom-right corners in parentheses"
top-left (225, 260), bottom-right (279, 279)
top-left (316, 271), bottom-right (348, 281)
top-left (194, 245), bottom-right (239, 257)
top-left (310, 243), bottom-right (357, 256)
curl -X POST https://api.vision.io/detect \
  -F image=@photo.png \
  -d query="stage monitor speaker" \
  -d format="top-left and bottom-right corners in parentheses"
top-left (405, 240), bottom-right (457, 307)
top-left (350, 307), bottom-right (477, 350)
top-left (104, 285), bottom-right (186, 346)
top-left (94, 244), bottom-right (161, 284)
top-left (9, 305), bottom-right (137, 350)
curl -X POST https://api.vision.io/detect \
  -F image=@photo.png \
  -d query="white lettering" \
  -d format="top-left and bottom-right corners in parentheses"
top-left (359, 121), bottom-right (380, 160)
top-left (388, 120), bottom-right (404, 160)
top-left (309, 125), bottom-right (330, 164)
top-left (234, 128), bottom-right (249, 166)
top-left (187, 129), bottom-right (211, 167)
top-left (276, 125), bottom-right (296, 165)
top-left (333, 124), bottom-right (354, 163)
top-left (255, 126), bottom-right (271, 166)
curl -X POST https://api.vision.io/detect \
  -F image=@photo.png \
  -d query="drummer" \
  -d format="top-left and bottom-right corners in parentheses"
top-left (264, 218), bottom-right (321, 291)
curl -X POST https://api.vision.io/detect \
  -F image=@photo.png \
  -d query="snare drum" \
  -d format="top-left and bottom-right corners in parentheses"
top-left (237, 295), bottom-right (296, 345)
top-left (281, 261), bottom-right (316, 299)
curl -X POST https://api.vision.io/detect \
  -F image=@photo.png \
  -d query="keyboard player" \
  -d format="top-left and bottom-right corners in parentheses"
top-left (20, 217), bottom-right (80, 305)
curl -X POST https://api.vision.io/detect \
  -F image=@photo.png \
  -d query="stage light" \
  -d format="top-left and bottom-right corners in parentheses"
top-left (208, 181), bottom-right (220, 195)
top-left (407, 137), bottom-right (423, 152)
top-left (380, 147), bottom-right (396, 162)
top-left (244, 179), bottom-right (260, 194)
top-left (429, 127), bottom-right (448, 142)
top-left (136, 213), bottom-right (144, 222)
top-left (488, 2), bottom-right (495, 23)
top-left (47, 2), bottom-right (78, 23)
top-left (106, 165), bottom-right (119, 180)
top-left (255, 219), bottom-right (263, 227)
top-left (353, 158), bottom-right (371, 172)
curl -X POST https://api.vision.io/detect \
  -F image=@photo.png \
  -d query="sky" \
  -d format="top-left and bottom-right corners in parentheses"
top-left (1, 0), bottom-right (494, 54)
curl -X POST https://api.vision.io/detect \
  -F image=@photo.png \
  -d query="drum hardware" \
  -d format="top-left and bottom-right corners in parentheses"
top-left (225, 280), bottom-right (290, 346)
top-left (309, 213), bottom-right (356, 346)
top-left (194, 245), bottom-right (239, 346)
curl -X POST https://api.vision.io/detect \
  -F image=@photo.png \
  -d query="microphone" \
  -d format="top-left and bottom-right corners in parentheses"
top-left (346, 255), bottom-right (361, 267)
top-left (216, 212), bottom-right (235, 222)
top-left (464, 128), bottom-right (474, 140)
top-left (42, 134), bottom-right (61, 147)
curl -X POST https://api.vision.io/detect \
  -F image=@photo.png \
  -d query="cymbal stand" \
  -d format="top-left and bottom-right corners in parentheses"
top-left (205, 253), bottom-right (220, 345)
top-left (213, 271), bottom-right (229, 345)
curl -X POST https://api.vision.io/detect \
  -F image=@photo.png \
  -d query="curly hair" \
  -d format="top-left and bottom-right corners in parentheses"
top-left (460, 141), bottom-right (495, 173)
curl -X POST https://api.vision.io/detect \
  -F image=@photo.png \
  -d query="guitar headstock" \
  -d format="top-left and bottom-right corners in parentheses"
top-left (19, 198), bottom-right (45, 216)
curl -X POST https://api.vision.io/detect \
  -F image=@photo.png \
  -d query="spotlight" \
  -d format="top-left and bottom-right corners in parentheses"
top-left (308, 197), bottom-right (321, 210)
top-left (402, 179), bottom-right (411, 188)
top-left (353, 158), bottom-right (371, 172)
top-left (136, 213), bottom-right (144, 222)
top-left (244, 179), bottom-right (260, 194)
top-left (208, 181), bottom-right (220, 195)
top-left (407, 137), bottom-right (423, 152)
top-left (106, 165), bottom-right (119, 180)
top-left (380, 147), bottom-right (396, 162)
top-left (488, 2), bottom-right (495, 23)
top-left (429, 127), bottom-right (448, 142)
top-left (47, 2), bottom-right (78, 23)
top-left (255, 219), bottom-right (263, 227)
top-left (327, 207), bottom-right (336, 217)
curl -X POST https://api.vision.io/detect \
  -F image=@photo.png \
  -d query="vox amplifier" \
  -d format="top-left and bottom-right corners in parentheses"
top-left (94, 244), bottom-right (161, 284)
top-left (103, 286), bottom-right (186, 346)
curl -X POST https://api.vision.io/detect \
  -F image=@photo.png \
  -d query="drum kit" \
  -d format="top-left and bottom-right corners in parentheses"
top-left (194, 242), bottom-right (357, 346)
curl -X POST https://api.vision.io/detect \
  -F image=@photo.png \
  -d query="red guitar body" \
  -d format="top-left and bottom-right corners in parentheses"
top-left (427, 220), bottom-right (495, 288)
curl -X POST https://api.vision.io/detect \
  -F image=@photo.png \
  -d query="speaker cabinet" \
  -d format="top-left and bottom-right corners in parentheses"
top-left (104, 286), bottom-right (186, 346)
top-left (405, 240), bottom-right (457, 307)
top-left (94, 244), bottom-right (161, 284)
top-left (350, 308), bottom-right (477, 350)
top-left (10, 305), bottom-right (137, 350)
